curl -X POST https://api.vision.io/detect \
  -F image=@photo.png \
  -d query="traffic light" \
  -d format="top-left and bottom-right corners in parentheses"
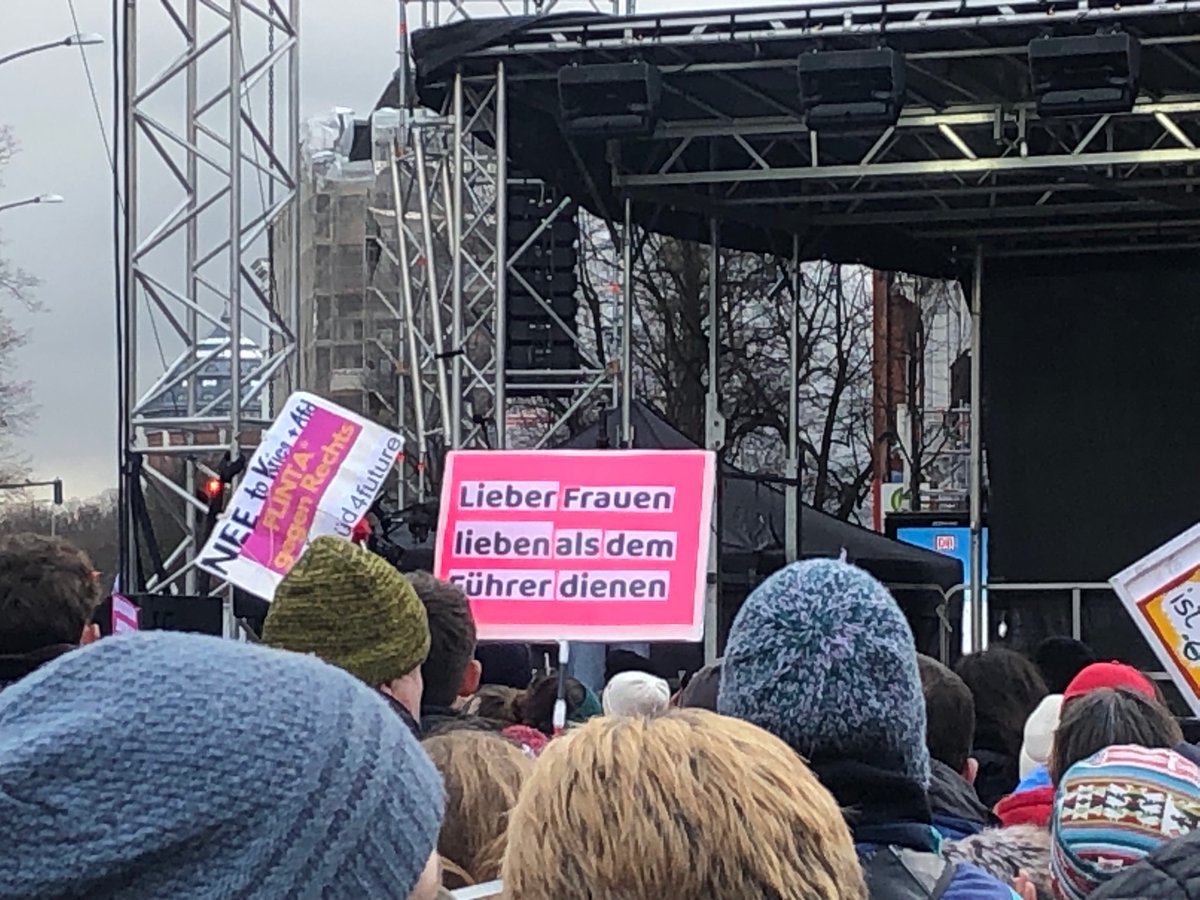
top-left (52, 478), bottom-right (63, 506)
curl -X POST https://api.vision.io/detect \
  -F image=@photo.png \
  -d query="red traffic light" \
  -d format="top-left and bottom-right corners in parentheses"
top-left (204, 477), bottom-right (224, 499)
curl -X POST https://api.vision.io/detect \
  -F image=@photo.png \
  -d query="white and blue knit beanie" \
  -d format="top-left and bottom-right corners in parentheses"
top-left (0, 632), bottom-right (445, 899)
top-left (718, 558), bottom-right (931, 787)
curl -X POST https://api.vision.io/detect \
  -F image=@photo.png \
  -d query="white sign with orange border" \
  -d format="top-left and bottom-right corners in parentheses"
top-left (1110, 522), bottom-right (1200, 715)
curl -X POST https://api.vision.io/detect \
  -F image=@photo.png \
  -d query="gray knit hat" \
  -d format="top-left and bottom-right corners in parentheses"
top-left (718, 558), bottom-right (931, 787)
top-left (0, 632), bottom-right (445, 899)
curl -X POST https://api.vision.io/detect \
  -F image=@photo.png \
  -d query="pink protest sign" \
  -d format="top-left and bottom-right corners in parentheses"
top-left (111, 593), bottom-right (140, 635)
top-left (435, 450), bottom-right (716, 642)
top-left (196, 392), bottom-right (404, 601)
top-left (240, 406), bottom-right (362, 575)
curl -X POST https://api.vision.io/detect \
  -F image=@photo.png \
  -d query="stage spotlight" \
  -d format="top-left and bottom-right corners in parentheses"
top-left (797, 48), bottom-right (906, 131)
top-left (558, 61), bottom-right (662, 138)
top-left (1029, 33), bottom-right (1140, 117)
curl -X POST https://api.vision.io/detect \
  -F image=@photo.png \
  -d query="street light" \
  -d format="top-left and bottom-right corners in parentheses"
top-left (0, 33), bottom-right (104, 68)
top-left (0, 194), bottom-right (64, 214)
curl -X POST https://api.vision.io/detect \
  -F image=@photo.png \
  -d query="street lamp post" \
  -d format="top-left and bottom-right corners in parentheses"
top-left (0, 33), bottom-right (104, 68)
top-left (0, 194), bottom-right (64, 214)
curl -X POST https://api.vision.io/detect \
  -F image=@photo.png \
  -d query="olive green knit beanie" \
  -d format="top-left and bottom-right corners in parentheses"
top-left (263, 536), bottom-right (430, 687)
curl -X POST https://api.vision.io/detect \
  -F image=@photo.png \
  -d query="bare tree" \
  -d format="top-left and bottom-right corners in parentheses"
top-left (0, 125), bottom-right (39, 489)
top-left (579, 226), bottom-right (878, 521)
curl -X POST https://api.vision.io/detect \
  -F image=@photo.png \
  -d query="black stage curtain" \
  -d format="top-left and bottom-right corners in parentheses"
top-left (983, 254), bottom-right (1200, 687)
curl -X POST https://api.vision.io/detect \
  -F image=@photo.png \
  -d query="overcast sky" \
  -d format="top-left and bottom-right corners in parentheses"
top-left (3, 0), bottom-right (768, 501)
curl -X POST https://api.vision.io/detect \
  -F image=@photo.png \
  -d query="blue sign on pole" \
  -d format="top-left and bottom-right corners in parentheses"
top-left (896, 526), bottom-right (989, 652)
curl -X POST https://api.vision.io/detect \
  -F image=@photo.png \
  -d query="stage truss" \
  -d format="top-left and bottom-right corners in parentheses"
top-left (117, 0), bottom-right (300, 614)
top-left (408, 0), bottom-right (1200, 654)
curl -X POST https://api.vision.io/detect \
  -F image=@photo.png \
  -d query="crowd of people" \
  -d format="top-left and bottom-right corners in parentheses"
top-left (2, 531), bottom-right (1200, 898)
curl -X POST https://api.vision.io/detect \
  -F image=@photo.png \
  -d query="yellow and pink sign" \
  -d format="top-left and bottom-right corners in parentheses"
top-left (435, 449), bottom-right (716, 643)
top-left (1111, 523), bottom-right (1200, 714)
top-left (198, 392), bottom-right (403, 600)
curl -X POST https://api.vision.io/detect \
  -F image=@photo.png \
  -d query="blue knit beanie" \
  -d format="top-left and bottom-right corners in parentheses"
top-left (0, 632), bottom-right (445, 899)
top-left (718, 558), bottom-right (931, 787)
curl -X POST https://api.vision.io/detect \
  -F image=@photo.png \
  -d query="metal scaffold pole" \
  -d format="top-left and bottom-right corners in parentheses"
top-left (969, 244), bottom-right (985, 653)
top-left (118, 0), bottom-right (300, 598)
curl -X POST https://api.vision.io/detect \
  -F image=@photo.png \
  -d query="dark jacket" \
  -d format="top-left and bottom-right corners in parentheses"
top-left (1090, 828), bottom-right (1200, 899)
top-left (972, 747), bottom-right (1020, 809)
top-left (419, 704), bottom-right (502, 739)
top-left (928, 759), bottom-right (998, 840)
top-left (0, 644), bottom-right (76, 692)
top-left (815, 760), bottom-right (1016, 900)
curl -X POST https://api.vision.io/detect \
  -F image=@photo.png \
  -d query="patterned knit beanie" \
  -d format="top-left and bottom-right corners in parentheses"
top-left (0, 632), bottom-right (445, 899)
top-left (264, 536), bottom-right (430, 686)
top-left (718, 558), bottom-right (930, 787)
top-left (1051, 745), bottom-right (1200, 900)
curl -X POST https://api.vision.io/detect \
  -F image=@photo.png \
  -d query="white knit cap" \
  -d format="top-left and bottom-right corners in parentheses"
top-left (602, 671), bottom-right (671, 717)
top-left (1020, 693), bottom-right (1064, 780)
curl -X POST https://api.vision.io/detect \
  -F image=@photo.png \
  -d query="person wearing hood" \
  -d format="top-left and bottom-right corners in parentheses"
top-left (719, 559), bottom-right (1021, 900)
top-left (916, 655), bottom-right (998, 840)
top-left (0, 534), bottom-right (102, 692)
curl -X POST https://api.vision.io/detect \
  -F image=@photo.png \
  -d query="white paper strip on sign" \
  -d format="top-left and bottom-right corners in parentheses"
top-left (1110, 521), bottom-right (1200, 716)
top-left (196, 391), bottom-right (403, 601)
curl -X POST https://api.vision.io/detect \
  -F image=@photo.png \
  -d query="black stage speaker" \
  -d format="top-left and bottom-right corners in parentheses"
top-left (558, 61), bottom-right (663, 137)
top-left (798, 48), bottom-right (906, 130)
top-left (505, 177), bottom-right (581, 396)
top-left (1029, 33), bottom-right (1140, 117)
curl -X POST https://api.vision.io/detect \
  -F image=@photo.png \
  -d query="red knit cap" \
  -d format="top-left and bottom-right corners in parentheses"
top-left (1063, 661), bottom-right (1155, 701)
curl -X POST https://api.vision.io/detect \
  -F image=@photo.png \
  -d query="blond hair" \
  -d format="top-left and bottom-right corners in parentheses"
top-left (502, 708), bottom-right (867, 900)
top-left (422, 730), bottom-right (533, 889)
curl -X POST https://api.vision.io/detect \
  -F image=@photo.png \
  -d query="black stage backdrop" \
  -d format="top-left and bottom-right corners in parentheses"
top-left (984, 253), bottom-right (1200, 683)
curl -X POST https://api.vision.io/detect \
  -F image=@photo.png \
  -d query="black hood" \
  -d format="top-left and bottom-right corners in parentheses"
top-left (928, 758), bottom-right (998, 835)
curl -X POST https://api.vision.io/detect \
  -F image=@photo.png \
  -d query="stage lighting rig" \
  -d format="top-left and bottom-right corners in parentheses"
top-left (1029, 32), bottom-right (1140, 117)
top-left (797, 48), bottom-right (906, 131)
top-left (558, 61), bottom-right (662, 137)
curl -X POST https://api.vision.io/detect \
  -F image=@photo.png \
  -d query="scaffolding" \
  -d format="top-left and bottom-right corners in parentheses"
top-left (117, 0), bottom-right (300, 615)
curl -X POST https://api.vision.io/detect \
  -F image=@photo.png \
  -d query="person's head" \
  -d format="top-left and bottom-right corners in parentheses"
top-left (515, 674), bottom-right (602, 735)
top-left (263, 536), bottom-right (430, 717)
top-left (1049, 687), bottom-right (1183, 784)
top-left (0, 631), bottom-right (445, 898)
top-left (1051, 746), bottom-right (1200, 899)
top-left (405, 571), bottom-right (481, 709)
top-left (474, 642), bottom-right (532, 690)
top-left (602, 670), bottom-right (671, 717)
top-left (422, 730), bottom-right (532, 889)
top-left (0, 534), bottom-right (101, 654)
top-left (1062, 661), bottom-right (1156, 705)
top-left (954, 647), bottom-right (1048, 758)
top-left (1034, 637), bottom-right (1096, 694)
top-left (501, 709), bottom-right (867, 900)
top-left (604, 648), bottom-right (659, 683)
top-left (677, 659), bottom-right (722, 711)
top-left (463, 684), bottom-right (521, 725)
top-left (718, 559), bottom-right (930, 791)
top-left (917, 654), bottom-right (976, 781)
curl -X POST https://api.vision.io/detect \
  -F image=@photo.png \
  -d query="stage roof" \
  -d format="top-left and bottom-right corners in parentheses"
top-left (410, 1), bottom-right (1200, 277)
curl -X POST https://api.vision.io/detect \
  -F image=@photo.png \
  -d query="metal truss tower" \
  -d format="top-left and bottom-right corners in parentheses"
top-left (117, 0), bottom-right (300, 608)
top-left (379, 0), bottom-right (628, 508)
